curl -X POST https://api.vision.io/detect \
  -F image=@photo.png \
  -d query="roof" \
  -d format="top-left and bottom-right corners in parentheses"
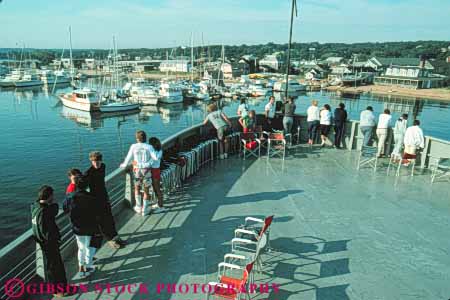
top-left (370, 57), bottom-right (421, 67)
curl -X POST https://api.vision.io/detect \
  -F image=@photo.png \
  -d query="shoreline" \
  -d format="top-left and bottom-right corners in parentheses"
top-left (325, 85), bottom-right (450, 101)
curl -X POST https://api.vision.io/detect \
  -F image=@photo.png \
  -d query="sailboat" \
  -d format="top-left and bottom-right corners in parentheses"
top-left (99, 36), bottom-right (140, 113)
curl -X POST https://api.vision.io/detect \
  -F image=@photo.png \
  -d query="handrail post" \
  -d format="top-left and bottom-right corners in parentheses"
top-left (36, 242), bottom-right (45, 279)
top-left (125, 169), bottom-right (134, 208)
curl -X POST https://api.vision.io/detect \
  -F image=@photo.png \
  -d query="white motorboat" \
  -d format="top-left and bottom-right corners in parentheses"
top-left (59, 88), bottom-right (100, 111)
top-left (14, 72), bottom-right (43, 88)
top-left (123, 78), bottom-right (158, 105)
top-left (158, 81), bottom-right (183, 103)
top-left (0, 69), bottom-right (23, 87)
top-left (273, 80), bottom-right (306, 92)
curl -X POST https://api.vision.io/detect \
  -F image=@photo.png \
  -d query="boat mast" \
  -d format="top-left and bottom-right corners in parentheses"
top-left (190, 32), bottom-right (194, 82)
top-left (68, 26), bottom-right (74, 83)
top-left (284, 0), bottom-right (298, 99)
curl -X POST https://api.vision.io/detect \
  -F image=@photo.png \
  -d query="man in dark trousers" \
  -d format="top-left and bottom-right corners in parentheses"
top-left (31, 185), bottom-right (69, 297)
top-left (85, 151), bottom-right (126, 249)
top-left (334, 103), bottom-right (348, 149)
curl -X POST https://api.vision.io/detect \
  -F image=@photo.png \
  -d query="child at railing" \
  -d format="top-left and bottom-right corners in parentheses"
top-left (120, 130), bottom-right (159, 216)
top-left (32, 185), bottom-right (69, 297)
top-left (66, 168), bottom-right (81, 194)
top-left (64, 176), bottom-right (100, 279)
top-left (149, 137), bottom-right (165, 213)
top-left (239, 109), bottom-right (256, 133)
top-left (85, 151), bottom-right (126, 249)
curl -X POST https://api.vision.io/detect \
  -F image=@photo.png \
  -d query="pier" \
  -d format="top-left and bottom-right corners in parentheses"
top-left (1, 115), bottom-right (449, 300)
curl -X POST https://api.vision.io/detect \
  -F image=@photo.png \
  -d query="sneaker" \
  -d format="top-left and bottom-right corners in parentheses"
top-left (219, 154), bottom-right (224, 160)
top-left (114, 237), bottom-right (127, 247)
top-left (133, 206), bottom-right (142, 214)
top-left (108, 240), bottom-right (121, 249)
top-left (224, 153), bottom-right (228, 159)
top-left (151, 203), bottom-right (159, 209)
top-left (153, 206), bottom-right (167, 214)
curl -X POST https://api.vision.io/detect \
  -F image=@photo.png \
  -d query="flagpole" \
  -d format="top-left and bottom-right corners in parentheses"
top-left (284, 0), bottom-right (297, 100)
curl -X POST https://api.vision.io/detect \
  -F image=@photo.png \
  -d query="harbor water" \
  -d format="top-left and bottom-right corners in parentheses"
top-left (0, 84), bottom-right (449, 248)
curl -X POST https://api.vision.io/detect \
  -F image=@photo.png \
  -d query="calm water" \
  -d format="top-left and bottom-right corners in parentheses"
top-left (0, 84), bottom-right (449, 248)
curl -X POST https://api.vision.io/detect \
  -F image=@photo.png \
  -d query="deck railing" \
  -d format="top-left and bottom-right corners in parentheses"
top-left (0, 114), bottom-right (448, 299)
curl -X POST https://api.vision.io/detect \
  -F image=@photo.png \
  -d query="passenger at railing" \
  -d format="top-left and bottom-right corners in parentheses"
top-left (334, 103), bottom-right (347, 149)
top-left (203, 103), bottom-right (233, 160)
top-left (283, 96), bottom-right (296, 136)
top-left (307, 99), bottom-right (320, 145)
top-left (359, 106), bottom-right (376, 147)
top-left (31, 185), bottom-right (70, 297)
top-left (85, 151), bottom-right (126, 249)
top-left (63, 176), bottom-right (101, 279)
top-left (264, 95), bottom-right (276, 131)
top-left (239, 109), bottom-right (256, 133)
top-left (149, 137), bottom-right (166, 214)
top-left (120, 130), bottom-right (158, 216)
top-left (237, 97), bottom-right (250, 132)
top-left (237, 97), bottom-right (249, 118)
top-left (376, 109), bottom-right (392, 158)
top-left (66, 168), bottom-right (82, 194)
top-left (392, 114), bottom-right (409, 160)
top-left (319, 104), bottom-right (332, 147)
top-left (402, 120), bottom-right (424, 166)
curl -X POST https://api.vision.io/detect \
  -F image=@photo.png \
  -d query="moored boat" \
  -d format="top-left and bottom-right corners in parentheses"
top-left (14, 72), bottom-right (43, 88)
top-left (59, 88), bottom-right (100, 111)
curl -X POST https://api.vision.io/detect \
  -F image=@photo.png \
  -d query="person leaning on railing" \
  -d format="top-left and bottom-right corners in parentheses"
top-left (203, 103), bottom-right (232, 160)
top-left (85, 151), bottom-right (126, 249)
top-left (31, 185), bottom-right (70, 297)
top-left (359, 106), bottom-right (376, 147)
top-left (376, 109), bottom-right (392, 158)
top-left (306, 99), bottom-right (320, 145)
top-left (283, 96), bottom-right (296, 136)
top-left (402, 120), bottom-right (425, 165)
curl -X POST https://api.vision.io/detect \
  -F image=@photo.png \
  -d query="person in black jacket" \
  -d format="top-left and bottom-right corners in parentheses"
top-left (334, 103), bottom-right (348, 149)
top-left (31, 185), bottom-right (69, 297)
top-left (85, 151), bottom-right (125, 249)
top-left (64, 176), bottom-right (100, 278)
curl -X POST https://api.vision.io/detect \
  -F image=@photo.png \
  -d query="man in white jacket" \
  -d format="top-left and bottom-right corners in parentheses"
top-left (120, 131), bottom-right (158, 216)
top-left (402, 120), bottom-right (424, 164)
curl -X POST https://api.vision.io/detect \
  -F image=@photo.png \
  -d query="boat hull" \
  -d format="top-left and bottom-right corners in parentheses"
top-left (0, 81), bottom-right (15, 87)
top-left (158, 95), bottom-right (183, 104)
top-left (99, 103), bottom-right (140, 113)
top-left (59, 95), bottom-right (98, 112)
top-left (14, 80), bottom-right (43, 88)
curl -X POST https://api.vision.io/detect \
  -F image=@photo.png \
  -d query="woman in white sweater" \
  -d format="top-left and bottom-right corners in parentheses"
top-left (319, 104), bottom-right (332, 147)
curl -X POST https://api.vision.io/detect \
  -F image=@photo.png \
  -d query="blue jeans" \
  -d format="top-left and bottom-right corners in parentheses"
top-left (307, 120), bottom-right (320, 143)
top-left (360, 126), bottom-right (374, 147)
top-left (283, 116), bottom-right (293, 135)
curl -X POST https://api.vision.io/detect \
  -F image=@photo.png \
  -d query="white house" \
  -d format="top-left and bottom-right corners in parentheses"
top-left (259, 54), bottom-right (283, 71)
top-left (159, 60), bottom-right (191, 73)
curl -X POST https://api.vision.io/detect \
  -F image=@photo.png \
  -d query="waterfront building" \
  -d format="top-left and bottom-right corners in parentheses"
top-left (159, 59), bottom-right (191, 73)
top-left (374, 64), bottom-right (447, 89)
top-left (366, 57), bottom-right (434, 73)
top-left (305, 67), bottom-right (327, 80)
top-left (259, 53), bottom-right (283, 72)
top-left (328, 64), bottom-right (352, 81)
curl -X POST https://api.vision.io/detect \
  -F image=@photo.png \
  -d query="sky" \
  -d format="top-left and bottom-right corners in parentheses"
top-left (0, 0), bottom-right (449, 49)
